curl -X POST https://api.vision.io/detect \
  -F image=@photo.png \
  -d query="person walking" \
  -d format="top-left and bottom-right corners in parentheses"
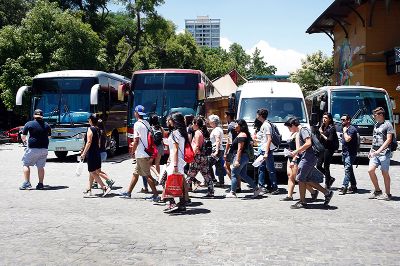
top-left (339, 114), bottom-right (359, 195)
top-left (186, 116), bottom-right (214, 197)
top-left (226, 119), bottom-right (263, 198)
top-left (208, 115), bottom-right (226, 187)
top-left (81, 114), bottom-right (111, 197)
top-left (163, 113), bottom-right (191, 213)
top-left (316, 112), bottom-right (339, 189)
top-left (19, 109), bottom-right (51, 190)
top-left (288, 118), bottom-right (334, 209)
top-left (119, 105), bottom-right (159, 201)
top-left (255, 108), bottom-right (278, 194)
top-left (224, 110), bottom-right (241, 193)
top-left (368, 107), bottom-right (394, 200)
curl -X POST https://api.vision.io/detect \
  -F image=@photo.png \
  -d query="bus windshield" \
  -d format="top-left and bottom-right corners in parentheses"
top-left (239, 97), bottom-right (307, 123)
top-left (331, 90), bottom-right (391, 125)
top-left (32, 77), bottom-right (95, 124)
top-left (132, 73), bottom-right (198, 122)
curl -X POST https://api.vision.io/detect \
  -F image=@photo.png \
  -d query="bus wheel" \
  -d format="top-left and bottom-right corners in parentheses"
top-left (55, 151), bottom-right (68, 159)
top-left (108, 132), bottom-right (119, 157)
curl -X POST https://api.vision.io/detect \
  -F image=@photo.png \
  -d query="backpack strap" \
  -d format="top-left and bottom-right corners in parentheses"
top-left (138, 120), bottom-right (150, 149)
top-left (171, 130), bottom-right (185, 158)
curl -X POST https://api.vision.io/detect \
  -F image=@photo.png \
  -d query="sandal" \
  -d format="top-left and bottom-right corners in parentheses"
top-left (83, 188), bottom-right (92, 197)
top-left (102, 186), bottom-right (111, 197)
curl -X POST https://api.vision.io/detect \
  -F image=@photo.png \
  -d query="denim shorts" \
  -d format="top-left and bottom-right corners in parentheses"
top-left (22, 148), bottom-right (48, 168)
top-left (369, 152), bottom-right (391, 172)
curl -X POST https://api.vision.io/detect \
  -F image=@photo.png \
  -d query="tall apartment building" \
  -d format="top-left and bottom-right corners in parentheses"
top-left (185, 16), bottom-right (220, 48)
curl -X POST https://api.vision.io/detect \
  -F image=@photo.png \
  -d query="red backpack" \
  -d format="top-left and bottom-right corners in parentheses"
top-left (172, 131), bottom-right (195, 163)
top-left (139, 121), bottom-right (158, 159)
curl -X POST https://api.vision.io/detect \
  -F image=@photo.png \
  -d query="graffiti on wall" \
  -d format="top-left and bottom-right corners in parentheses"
top-left (337, 39), bottom-right (353, 85)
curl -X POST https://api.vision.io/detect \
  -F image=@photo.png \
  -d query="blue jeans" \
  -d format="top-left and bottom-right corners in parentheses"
top-left (231, 153), bottom-right (257, 192)
top-left (342, 153), bottom-right (357, 188)
top-left (258, 150), bottom-right (277, 189)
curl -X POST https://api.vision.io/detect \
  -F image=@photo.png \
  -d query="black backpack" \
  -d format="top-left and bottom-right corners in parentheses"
top-left (301, 128), bottom-right (325, 156)
top-left (391, 133), bottom-right (398, 152)
top-left (202, 138), bottom-right (213, 156)
top-left (246, 138), bottom-right (255, 160)
top-left (268, 120), bottom-right (282, 149)
top-left (152, 126), bottom-right (163, 146)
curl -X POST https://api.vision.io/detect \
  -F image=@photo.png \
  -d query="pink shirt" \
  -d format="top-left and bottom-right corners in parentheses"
top-left (191, 130), bottom-right (204, 154)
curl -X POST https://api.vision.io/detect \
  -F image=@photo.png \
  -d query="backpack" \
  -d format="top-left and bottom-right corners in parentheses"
top-left (139, 121), bottom-right (158, 159)
top-left (390, 133), bottom-right (398, 152)
top-left (202, 138), bottom-right (213, 156)
top-left (268, 120), bottom-right (282, 149)
top-left (152, 126), bottom-right (163, 146)
top-left (172, 131), bottom-right (195, 164)
top-left (301, 128), bottom-right (325, 157)
top-left (246, 138), bottom-right (255, 160)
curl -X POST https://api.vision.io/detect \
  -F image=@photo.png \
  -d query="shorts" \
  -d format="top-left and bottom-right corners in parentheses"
top-left (22, 148), bottom-right (48, 168)
top-left (133, 157), bottom-right (151, 176)
top-left (100, 152), bottom-right (107, 162)
top-left (369, 152), bottom-right (391, 172)
top-left (296, 153), bottom-right (320, 183)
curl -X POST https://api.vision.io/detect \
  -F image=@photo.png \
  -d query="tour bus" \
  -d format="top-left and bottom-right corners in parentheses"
top-left (16, 70), bottom-right (131, 159)
top-left (233, 79), bottom-right (309, 172)
top-left (127, 69), bottom-right (219, 148)
top-left (305, 86), bottom-right (395, 157)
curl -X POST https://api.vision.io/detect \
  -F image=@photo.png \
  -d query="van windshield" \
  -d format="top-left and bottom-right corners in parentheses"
top-left (239, 97), bottom-right (307, 123)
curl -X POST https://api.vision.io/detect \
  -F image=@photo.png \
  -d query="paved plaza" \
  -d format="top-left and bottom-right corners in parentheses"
top-left (1, 143), bottom-right (400, 265)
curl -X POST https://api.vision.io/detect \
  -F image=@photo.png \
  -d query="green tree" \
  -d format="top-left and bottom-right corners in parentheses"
top-left (289, 51), bottom-right (333, 95)
top-left (0, 0), bottom-right (106, 109)
top-left (0, 0), bottom-right (33, 28)
top-left (200, 47), bottom-right (234, 80)
top-left (228, 43), bottom-right (250, 78)
top-left (247, 47), bottom-right (277, 77)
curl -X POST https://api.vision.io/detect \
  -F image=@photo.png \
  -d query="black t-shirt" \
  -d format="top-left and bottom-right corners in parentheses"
top-left (22, 119), bottom-right (51, 148)
top-left (342, 125), bottom-right (358, 155)
top-left (230, 136), bottom-right (248, 154)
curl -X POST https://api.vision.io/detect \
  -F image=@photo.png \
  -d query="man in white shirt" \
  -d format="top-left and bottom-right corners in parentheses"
top-left (120, 105), bottom-right (159, 200)
top-left (256, 108), bottom-right (278, 194)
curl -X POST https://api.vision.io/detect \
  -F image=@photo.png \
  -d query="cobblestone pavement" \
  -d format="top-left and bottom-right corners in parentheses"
top-left (1, 143), bottom-right (400, 265)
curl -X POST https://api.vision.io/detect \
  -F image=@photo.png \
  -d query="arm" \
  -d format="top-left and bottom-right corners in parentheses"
top-left (371, 133), bottom-right (393, 156)
top-left (233, 133), bottom-right (245, 167)
top-left (81, 128), bottom-right (93, 159)
top-left (129, 137), bottom-right (139, 157)
top-left (173, 141), bottom-right (179, 172)
top-left (291, 137), bottom-right (312, 157)
top-left (213, 133), bottom-right (221, 157)
top-left (342, 127), bottom-right (352, 142)
top-left (263, 134), bottom-right (272, 159)
top-left (192, 131), bottom-right (201, 154)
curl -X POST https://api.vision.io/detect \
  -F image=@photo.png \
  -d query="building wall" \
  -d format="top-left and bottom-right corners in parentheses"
top-left (185, 16), bottom-right (220, 48)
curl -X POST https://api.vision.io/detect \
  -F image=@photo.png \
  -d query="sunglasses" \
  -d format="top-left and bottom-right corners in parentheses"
top-left (340, 118), bottom-right (346, 121)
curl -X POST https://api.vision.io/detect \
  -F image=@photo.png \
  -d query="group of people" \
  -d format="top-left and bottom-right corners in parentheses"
top-left (19, 104), bottom-right (395, 213)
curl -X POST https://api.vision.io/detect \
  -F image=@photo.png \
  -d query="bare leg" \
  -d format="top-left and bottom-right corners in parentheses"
top-left (146, 175), bottom-right (158, 196)
top-left (309, 182), bottom-right (328, 194)
top-left (98, 169), bottom-right (110, 181)
top-left (225, 161), bottom-right (231, 179)
top-left (368, 165), bottom-right (381, 191)
top-left (298, 182), bottom-right (307, 203)
top-left (37, 167), bottom-right (44, 183)
top-left (381, 170), bottom-right (391, 195)
top-left (127, 174), bottom-right (139, 194)
top-left (23, 166), bottom-right (30, 182)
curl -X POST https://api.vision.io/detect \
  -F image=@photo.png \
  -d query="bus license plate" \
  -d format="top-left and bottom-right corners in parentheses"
top-left (274, 162), bottom-right (283, 169)
top-left (56, 147), bottom-right (66, 151)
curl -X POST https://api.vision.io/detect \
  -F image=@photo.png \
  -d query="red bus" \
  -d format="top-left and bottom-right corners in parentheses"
top-left (127, 69), bottom-right (219, 148)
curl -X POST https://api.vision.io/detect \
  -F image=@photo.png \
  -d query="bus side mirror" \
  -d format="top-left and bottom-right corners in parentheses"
top-left (90, 84), bottom-right (100, 105)
top-left (198, 83), bottom-right (205, 100)
top-left (16, 86), bottom-right (30, 105)
top-left (310, 113), bottom-right (318, 126)
top-left (390, 97), bottom-right (396, 110)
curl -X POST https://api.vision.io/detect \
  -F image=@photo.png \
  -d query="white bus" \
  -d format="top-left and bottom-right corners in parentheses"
top-left (234, 79), bottom-right (309, 171)
top-left (16, 70), bottom-right (131, 159)
top-left (305, 86), bottom-right (395, 157)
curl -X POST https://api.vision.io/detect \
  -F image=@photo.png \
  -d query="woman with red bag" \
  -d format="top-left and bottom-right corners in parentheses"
top-left (163, 113), bottom-right (190, 213)
top-left (187, 116), bottom-right (214, 197)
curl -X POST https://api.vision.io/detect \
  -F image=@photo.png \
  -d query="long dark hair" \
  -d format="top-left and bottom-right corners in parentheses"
top-left (322, 112), bottom-right (334, 129)
top-left (171, 112), bottom-right (190, 144)
top-left (236, 119), bottom-right (250, 140)
top-left (149, 114), bottom-right (161, 130)
top-left (193, 116), bottom-right (209, 139)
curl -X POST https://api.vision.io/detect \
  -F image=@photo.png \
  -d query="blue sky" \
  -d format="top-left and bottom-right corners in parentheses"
top-left (110, 0), bottom-right (334, 74)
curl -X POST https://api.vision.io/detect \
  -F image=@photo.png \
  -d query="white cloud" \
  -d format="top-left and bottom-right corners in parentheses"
top-left (220, 37), bottom-right (233, 51)
top-left (247, 40), bottom-right (305, 75)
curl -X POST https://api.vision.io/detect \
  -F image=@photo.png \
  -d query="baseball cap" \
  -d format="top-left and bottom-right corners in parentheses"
top-left (135, 105), bottom-right (146, 116)
top-left (33, 109), bottom-right (43, 118)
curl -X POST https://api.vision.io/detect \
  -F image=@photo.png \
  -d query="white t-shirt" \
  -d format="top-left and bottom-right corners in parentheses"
top-left (259, 120), bottom-right (276, 152)
top-left (134, 119), bottom-right (151, 158)
top-left (210, 127), bottom-right (224, 151)
top-left (166, 130), bottom-right (186, 175)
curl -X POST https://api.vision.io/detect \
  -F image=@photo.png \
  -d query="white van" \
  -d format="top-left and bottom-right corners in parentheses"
top-left (234, 80), bottom-right (309, 171)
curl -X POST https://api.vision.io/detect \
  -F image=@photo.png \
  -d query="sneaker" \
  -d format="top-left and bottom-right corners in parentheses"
top-left (19, 181), bottom-right (32, 190)
top-left (339, 187), bottom-right (347, 195)
top-left (36, 183), bottom-right (44, 190)
top-left (348, 186), bottom-right (358, 194)
top-left (140, 188), bottom-right (149, 193)
top-left (328, 177), bottom-right (336, 188)
top-left (147, 195), bottom-right (161, 202)
top-left (164, 203), bottom-right (179, 213)
top-left (186, 199), bottom-right (192, 206)
top-left (204, 193), bottom-right (214, 198)
top-left (280, 196), bottom-right (294, 201)
top-left (102, 186), bottom-right (112, 197)
top-left (91, 182), bottom-right (99, 189)
top-left (311, 190), bottom-right (319, 201)
top-left (324, 190), bottom-right (334, 206)
top-left (270, 188), bottom-right (280, 195)
top-left (119, 191), bottom-right (131, 198)
top-left (214, 182), bottom-right (224, 188)
top-left (106, 179), bottom-right (115, 188)
top-left (225, 192), bottom-right (237, 198)
top-left (290, 201), bottom-right (307, 209)
top-left (225, 188), bottom-right (231, 193)
top-left (368, 190), bottom-right (382, 199)
top-left (236, 188), bottom-right (242, 193)
top-left (377, 193), bottom-right (392, 201)
top-left (252, 187), bottom-right (263, 198)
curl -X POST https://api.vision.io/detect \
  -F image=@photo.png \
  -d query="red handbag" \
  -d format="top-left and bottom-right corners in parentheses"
top-left (163, 173), bottom-right (184, 198)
